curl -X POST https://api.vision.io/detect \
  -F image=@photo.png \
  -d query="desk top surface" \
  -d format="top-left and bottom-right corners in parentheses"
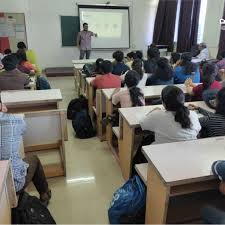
top-left (119, 101), bottom-right (214, 128)
top-left (102, 84), bottom-right (188, 100)
top-left (86, 77), bottom-right (95, 85)
top-left (143, 136), bottom-right (225, 185)
top-left (1, 89), bottom-right (62, 105)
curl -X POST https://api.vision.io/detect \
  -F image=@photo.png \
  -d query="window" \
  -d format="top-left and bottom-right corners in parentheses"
top-left (197, 0), bottom-right (208, 43)
top-left (173, 0), bottom-right (208, 44)
top-left (174, 0), bottom-right (182, 42)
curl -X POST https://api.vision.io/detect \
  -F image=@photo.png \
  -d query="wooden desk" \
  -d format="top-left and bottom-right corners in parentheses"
top-left (1, 89), bottom-right (62, 113)
top-left (142, 136), bottom-right (225, 224)
top-left (86, 77), bottom-right (95, 122)
top-left (21, 110), bottom-right (67, 178)
top-left (118, 101), bottom-right (214, 180)
top-left (0, 161), bottom-right (17, 224)
top-left (103, 84), bottom-right (189, 149)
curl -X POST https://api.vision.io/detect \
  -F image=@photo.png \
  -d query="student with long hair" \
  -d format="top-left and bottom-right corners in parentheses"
top-left (126, 51), bottom-right (137, 69)
top-left (121, 59), bottom-right (149, 88)
top-left (140, 86), bottom-right (201, 144)
top-left (174, 53), bottom-right (200, 84)
top-left (147, 57), bottom-right (174, 85)
top-left (144, 47), bottom-right (160, 74)
top-left (185, 63), bottom-right (222, 98)
top-left (112, 70), bottom-right (145, 108)
top-left (189, 87), bottom-right (225, 138)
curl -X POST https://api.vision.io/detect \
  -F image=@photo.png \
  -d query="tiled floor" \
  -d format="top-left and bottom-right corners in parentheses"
top-left (31, 77), bottom-right (124, 224)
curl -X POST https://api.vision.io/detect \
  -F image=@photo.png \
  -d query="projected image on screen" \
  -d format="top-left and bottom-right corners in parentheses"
top-left (81, 12), bottom-right (123, 38)
top-left (79, 6), bottom-right (130, 49)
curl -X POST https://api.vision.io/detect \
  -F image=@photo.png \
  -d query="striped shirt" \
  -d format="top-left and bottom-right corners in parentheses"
top-left (0, 112), bottom-right (29, 192)
top-left (198, 108), bottom-right (225, 138)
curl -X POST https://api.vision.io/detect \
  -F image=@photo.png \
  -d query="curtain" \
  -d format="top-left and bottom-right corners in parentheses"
top-left (177, 0), bottom-right (201, 53)
top-left (217, 3), bottom-right (225, 58)
top-left (0, 13), bottom-right (10, 53)
top-left (153, 0), bottom-right (178, 51)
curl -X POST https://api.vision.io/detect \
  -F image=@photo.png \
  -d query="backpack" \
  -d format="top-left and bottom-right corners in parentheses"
top-left (72, 109), bottom-right (96, 139)
top-left (36, 76), bottom-right (51, 90)
top-left (83, 63), bottom-right (96, 77)
top-left (12, 192), bottom-right (56, 224)
top-left (67, 95), bottom-right (88, 120)
top-left (108, 176), bottom-right (146, 224)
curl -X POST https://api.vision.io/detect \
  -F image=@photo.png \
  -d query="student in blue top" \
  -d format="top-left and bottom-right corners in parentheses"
top-left (174, 53), bottom-right (200, 84)
top-left (147, 57), bottom-right (174, 85)
top-left (112, 51), bottom-right (130, 75)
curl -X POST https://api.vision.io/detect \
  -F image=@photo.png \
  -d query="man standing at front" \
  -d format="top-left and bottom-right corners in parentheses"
top-left (77, 23), bottom-right (97, 60)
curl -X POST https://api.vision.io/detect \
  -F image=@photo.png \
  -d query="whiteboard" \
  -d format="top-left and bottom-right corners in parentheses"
top-left (78, 5), bottom-right (130, 49)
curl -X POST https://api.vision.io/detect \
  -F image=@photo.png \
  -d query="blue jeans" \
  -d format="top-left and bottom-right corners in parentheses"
top-left (202, 206), bottom-right (225, 224)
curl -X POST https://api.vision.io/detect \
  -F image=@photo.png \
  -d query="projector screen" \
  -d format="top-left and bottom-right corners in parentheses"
top-left (78, 5), bottom-right (130, 49)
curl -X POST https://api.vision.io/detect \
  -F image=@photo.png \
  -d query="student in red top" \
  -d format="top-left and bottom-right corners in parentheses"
top-left (91, 60), bottom-right (121, 89)
top-left (185, 63), bottom-right (222, 98)
top-left (17, 50), bottom-right (37, 74)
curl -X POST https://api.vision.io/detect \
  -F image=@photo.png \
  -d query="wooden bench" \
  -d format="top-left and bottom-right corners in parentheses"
top-left (21, 110), bottom-right (67, 178)
top-left (1, 89), bottom-right (62, 113)
top-left (118, 101), bottom-right (214, 180)
top-left (142, 136), bottom-right (225, 224)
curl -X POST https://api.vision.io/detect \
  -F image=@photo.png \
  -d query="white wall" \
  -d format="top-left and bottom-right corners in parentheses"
top-left (0, 0), bottom-right (158, 68)
top-left (203, 0), bottom-right (225, 57)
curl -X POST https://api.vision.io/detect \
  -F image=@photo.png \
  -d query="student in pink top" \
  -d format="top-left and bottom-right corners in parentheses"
top-left (112, 70), bottom-right (145, 108)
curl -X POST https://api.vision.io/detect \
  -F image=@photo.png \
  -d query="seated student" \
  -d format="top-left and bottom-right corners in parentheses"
top-left (121, 59), bottom-right (148, 88)
top-left (189, 87), bottom-right (225, 138)
top-left (144, 47), bottom-right (160, 74)
top-left (170, 52), bottom-right (181, 68)
top-left (174, 53), bottom-right (200, 84)
top-left (147, 57), bottom-right (174, 85)
top-left (112, 51), bottom-right (130, 75)
top-left (93, 58), bottom-right (104, 75)
top-left (126, 51), bottom-right (136, 69)
top-left (217, 51), bottom-right (225, 70)
top-left (218, 69), bottom-right (225, 87)
top-left (91, 60), bottom-right (121, 89)
top-left (196, 42), bottom-right (210, 60)
top-left (140, 86), bottom-right (201, 144)
top-left (202, 161), bottom-right (225, 224)
top-left (112, 70), bottom-right (145, 108)
top-left (17, 50), bottom-right (37, 73)
top-left (0, 53), bottom-right (4, 69)
top-left (4, 48), bottom-right (12, 57)
top-left (17, 41), bottom-right (41, 74)
top-left (0, 102), bottom-right (51, 205)
top-left (0, 54), bottom-right (30, 90)
top-left (136, 51), bottom-right (144, 61)
top-left (185, 63), bottom-right (222, 98)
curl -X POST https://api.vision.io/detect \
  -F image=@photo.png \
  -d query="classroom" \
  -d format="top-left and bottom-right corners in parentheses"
top-left (1, 0), bottom-right (225, 224)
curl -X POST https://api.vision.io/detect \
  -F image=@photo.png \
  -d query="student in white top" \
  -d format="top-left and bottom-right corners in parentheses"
top-left (196, 42), bottom-right (209, 60)
top-left (140, 86), bottom-right (201, 144)
top-left (121, 59), bottom-right (149, 88)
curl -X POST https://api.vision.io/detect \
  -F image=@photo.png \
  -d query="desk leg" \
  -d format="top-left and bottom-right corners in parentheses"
top-left (146, 165), bottom-right (170, 224)
top-left (119, 119), bottom-right (134, 180)
top-left (106, 99), bottom-right (113, 145)
top-left (88, 85), bottom-right (94, 125)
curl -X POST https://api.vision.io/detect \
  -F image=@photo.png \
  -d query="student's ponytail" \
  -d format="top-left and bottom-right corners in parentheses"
top-left (125, 70), bottom-right (145, 107)
top-left (129, 86), bottom-right (144, 107)
top-left (162, 86), bottom-right (191, 129)
top-left (174, 103), bottom-right (191, 128)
